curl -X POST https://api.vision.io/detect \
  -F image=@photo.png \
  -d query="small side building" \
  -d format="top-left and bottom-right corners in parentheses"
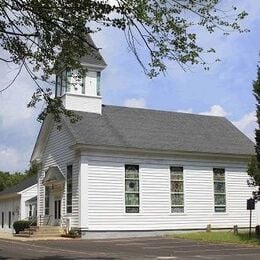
top-left (0, 175), bottom-right (37, 233)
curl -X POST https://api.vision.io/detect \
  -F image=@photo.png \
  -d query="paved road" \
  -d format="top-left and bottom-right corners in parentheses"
top-left (0, 236), bottom-right (260, 259)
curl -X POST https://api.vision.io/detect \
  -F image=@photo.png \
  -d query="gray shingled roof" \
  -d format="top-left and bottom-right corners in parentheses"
top-left (0, 175), bottom-right (37, 197)
top-left (80, 34), bottom-right (106, 68)
top-left (66, 105), bottom-right (255, 156)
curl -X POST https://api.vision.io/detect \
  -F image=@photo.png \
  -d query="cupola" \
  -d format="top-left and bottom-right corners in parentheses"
top-left (55, 35), bottom-right (106, 114)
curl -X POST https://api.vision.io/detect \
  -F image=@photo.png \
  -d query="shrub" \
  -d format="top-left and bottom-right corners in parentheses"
top-left (13, 220), bottom-right (30, 234)
top-left (68, 229), bottom-right (79, 236)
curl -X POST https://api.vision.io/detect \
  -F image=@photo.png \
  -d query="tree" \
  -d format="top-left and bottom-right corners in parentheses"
top-left (25, 163), bottom-right (38, 177)
top-left (0, 171), bottom-right (26, 192)
top-left (0, 164), bottom-right (37, 192)
top-left (0, 0), bottom-right (248, 122)
top-left (248, 65), bottom-right (260, 199)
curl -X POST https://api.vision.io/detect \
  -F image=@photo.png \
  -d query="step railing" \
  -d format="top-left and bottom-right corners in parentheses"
top-left (38, 215), bottom-right (53, 226)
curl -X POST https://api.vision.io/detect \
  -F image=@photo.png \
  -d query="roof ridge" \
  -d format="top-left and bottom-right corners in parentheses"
top-left (102, 104), bottom-right (226, 119)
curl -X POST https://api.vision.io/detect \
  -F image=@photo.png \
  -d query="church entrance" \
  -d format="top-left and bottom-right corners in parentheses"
top-left (54, 198), bottom-right (61, 226)
top-left (42, 166), bottom-right (65, 226)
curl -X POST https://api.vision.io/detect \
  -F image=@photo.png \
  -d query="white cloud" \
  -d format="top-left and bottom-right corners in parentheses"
top-left (0, 146), bottom-right (29, 172)
top-left (176, 105), bottom-right (256, 140)
top-left (232, 111), bottom-right (257, 141)
top-left (0, 64), bottom-right (37, 129)
top-left (177, 105), bottom-right (229, 117)
top-left (199, 105), bottom-right (229, 117)
top-left (124, 98), bottom-right (146, 108)
top-left (0, 61), bottom-right (41, 172)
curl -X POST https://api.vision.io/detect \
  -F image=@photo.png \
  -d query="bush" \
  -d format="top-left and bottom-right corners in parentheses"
top-left (61, 229), bottom-right (80, 238)
top-left (13, 220), bottom-right (30, 234)
top-left (68, 229), bottom-right (79, 236)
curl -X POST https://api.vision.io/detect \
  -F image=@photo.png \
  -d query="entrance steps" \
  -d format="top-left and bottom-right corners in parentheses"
top-left (15, 226), bottom-right (64, 238)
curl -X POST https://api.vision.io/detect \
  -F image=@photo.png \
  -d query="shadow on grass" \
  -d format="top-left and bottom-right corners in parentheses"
top-left (235, 232), bottom-right (260, 245)
top-left (172, 231), bottom-right (260, 245)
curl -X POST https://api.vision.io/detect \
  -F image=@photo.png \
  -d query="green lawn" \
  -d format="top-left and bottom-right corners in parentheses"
top-left (170, 231), bottom-right (260, 246)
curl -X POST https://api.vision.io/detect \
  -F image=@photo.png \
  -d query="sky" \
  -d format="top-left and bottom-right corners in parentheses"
top-left (0, 0), bottom-right (260, 172)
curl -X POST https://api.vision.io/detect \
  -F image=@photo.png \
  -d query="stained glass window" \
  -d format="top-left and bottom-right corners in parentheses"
top-left (125, 165), bottom-right (139, 213)
top-left (171, 166), bottom-right (184, 213)
top-left (213, 168), bottom-right (226, 212)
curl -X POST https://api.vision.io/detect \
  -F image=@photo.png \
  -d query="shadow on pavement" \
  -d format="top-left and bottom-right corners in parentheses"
top-left (21, 256), bottom-right (119, 260)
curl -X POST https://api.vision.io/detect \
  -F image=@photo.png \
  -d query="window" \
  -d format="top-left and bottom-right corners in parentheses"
top-left (125, 165), bottom-right (139, 213)
top-left (29, 205), bottom-right (32, 217)
top-left (97, 72), bottom-right (101, 96)
top-left (45, 186), bottom-right (50, 215)
top-left (213, 168), bottom-right (226, 212)
top-left (170, 166), bottom-right (184, 213)
top-left (66, 69), bottom-right (71, 92)
top-left (1, 212), bottom-right (4, 228)
top-left (82, 76), bottom-right (85, 94)
top-left (61, 69), bottom-right (67, 95)
top-left (55, 75), bottom-right (61, 97)
top-left (67, 165), bottom-right (73, 214)
top-left (8, 211), bottom-right (11, 228)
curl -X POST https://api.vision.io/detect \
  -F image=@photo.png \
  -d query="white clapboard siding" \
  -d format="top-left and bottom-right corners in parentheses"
top-left (38, 123), bottom-right (79, 227)
top-left (0, 198), bottom-right (20, 233)
top-left (85, 156), bottom-right (256, 231)
top-left (0, 185), bottom-right (37, 233)
top-left (19, 184), bottom-right (37, 220)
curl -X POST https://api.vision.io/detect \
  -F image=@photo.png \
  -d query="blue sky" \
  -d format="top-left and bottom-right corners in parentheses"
top-left (0, 0), bottom-right (260, 172)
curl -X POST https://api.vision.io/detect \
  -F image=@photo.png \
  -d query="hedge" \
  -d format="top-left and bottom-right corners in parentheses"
top-left (13, 220), bottom-right (30, 234)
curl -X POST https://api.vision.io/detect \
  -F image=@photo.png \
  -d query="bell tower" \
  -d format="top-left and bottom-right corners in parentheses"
top-left (55, 35), bottom-right (106, 114)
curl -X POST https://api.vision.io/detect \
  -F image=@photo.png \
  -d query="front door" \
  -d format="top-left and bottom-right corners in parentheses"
top-left (54, 199), bottom-right (61, 226)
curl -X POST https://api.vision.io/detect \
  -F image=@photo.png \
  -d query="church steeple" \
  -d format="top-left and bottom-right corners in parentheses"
top-left (55, 35), bottom-right (106, 114)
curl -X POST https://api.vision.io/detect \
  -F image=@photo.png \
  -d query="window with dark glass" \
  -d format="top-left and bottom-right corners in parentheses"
top-left (125, 165), bottom-right (139, 213)
top-left (67, 165), bottom-right (73, 214)
top-left (1, 212), bottom-right (4, 228)
top-left (56, 69), bottom-right (69, 96)
top-left (29, 205), bottom-right (32, 217)
top-left (213, 168), bottom-right (226, 212)
top-left (170, 166), bottom-right (184, 213)
top-left (45, 186), bottom-right (50, 215)
top-left (61, 69), bottom-right (67, 95)
top-left (97, 72), bottom-right (101, 96)
top-left (55, 74), bottom-right (61, 97)
top-left (8, 211), bottom-right (11, 228)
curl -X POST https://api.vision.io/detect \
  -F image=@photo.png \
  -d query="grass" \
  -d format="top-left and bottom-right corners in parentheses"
top-left (170, 231), bottom-right (260, 246)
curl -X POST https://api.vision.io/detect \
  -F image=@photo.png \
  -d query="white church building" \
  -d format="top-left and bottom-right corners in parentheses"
top-left (30, 36), bottom-right (257, 239)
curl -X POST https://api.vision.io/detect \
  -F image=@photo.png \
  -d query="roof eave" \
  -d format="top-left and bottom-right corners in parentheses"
top-left (0, 193), bottom-right (20, 200)
top-left (80, 62), bottom-right (107, 71)
top-left (71, 143), bottom-right (254, 161)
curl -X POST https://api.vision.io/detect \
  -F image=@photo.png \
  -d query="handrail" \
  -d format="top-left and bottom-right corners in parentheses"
top-left (22, 215), bottom-right (54, 227)
top-left (28, 215), bottom-right (37, 227)
top-left (46, 215), bottom-right (53, 225)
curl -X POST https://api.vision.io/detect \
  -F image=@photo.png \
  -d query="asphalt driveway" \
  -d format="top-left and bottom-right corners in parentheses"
top-left (0, 236), bottom-right (260, 259)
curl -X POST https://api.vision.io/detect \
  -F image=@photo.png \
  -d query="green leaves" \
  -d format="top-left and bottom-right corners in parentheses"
top-left (0, 0), bottom-right (248, 78)
top-left (248, 65), bottom-right (260, 188)
top-left (0, 0), bottom-right (248, 120)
